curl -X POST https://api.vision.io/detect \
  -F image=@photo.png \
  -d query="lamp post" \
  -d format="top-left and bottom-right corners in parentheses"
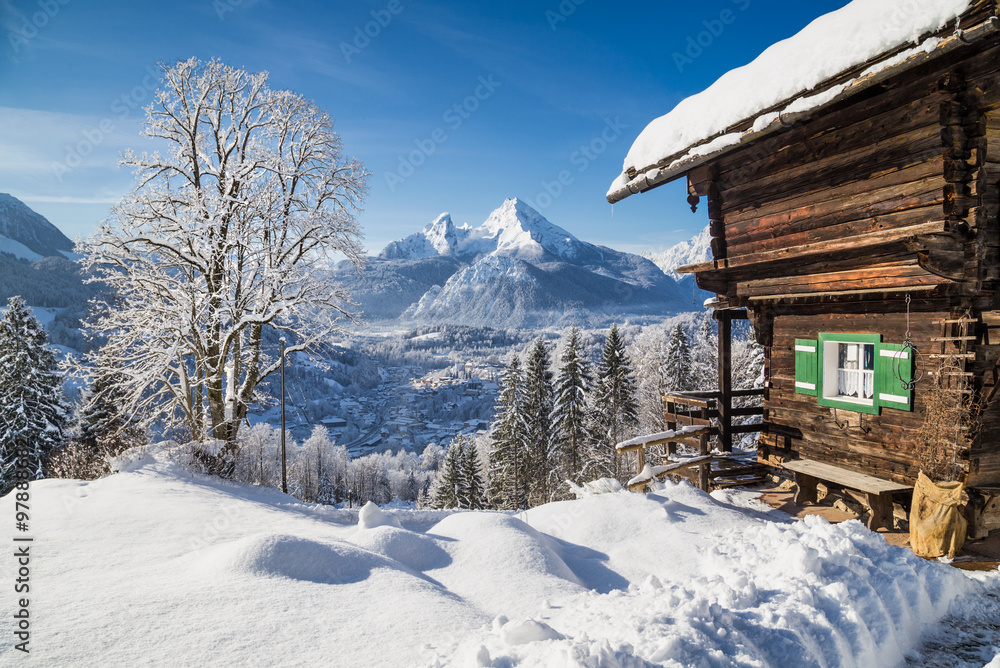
top-left (280, 336), bottom-right (287, 494)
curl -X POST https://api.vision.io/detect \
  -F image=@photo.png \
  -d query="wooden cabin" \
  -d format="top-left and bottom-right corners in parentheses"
top-left (608, 0), bottom-right (1000, 536)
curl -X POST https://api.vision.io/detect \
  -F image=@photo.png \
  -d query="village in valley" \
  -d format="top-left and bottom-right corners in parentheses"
top-left (3, 0), bottom-right (1000, 666)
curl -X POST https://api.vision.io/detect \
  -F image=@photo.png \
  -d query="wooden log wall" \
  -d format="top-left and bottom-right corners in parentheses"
top-left (685, 38), bottom-right (1000, 304)
top-left (972, 311), bottom-right (1000, 486)
top-left (711, 69), bottom-right (951, 301)
top-left (681, 34), bottom-right (1000, 487)
top-left (758, 308), bottom-right (952, 487)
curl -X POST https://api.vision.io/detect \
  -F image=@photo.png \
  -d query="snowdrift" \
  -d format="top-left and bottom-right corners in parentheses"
top-left (0, 444), bottom-right (992, 667)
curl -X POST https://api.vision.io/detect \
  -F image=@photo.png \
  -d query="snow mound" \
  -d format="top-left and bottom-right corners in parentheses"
top-left (358, 500), bottom-right (403, 529)
top-left (499, 618), bottom-right (565, 645)
top-left (348, 525), bottom-right (450, 572)
top-left (443, 490), bottom-right (976, 667)
top-left (430, 512), bottom-right (586, 617)
top-left (195, 533), bottom-right (390, 584)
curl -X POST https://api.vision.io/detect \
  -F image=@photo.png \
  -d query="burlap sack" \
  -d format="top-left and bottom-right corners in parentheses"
top-left (909, 471), bottom-right (968, 559)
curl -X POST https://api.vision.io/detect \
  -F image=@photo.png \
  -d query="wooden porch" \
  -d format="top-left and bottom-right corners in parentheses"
top-left (619, 387), bottom-right (766, 493)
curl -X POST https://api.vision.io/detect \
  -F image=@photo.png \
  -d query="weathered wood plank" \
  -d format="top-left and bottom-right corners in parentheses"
top-left (724, 220), bottom-right (946, 271)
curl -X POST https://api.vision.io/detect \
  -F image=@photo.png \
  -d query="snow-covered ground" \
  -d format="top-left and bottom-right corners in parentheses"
top-left (1, 444), bottom-right (997, 667)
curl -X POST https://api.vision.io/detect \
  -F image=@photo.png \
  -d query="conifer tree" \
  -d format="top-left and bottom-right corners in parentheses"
top-left (664, 323), bottom-right (694, 392)
top-left (632, 325), bottom-right (669, 437)
top-left (693, 315), bottom-right (719, 389)
top-left (317, 471), bottom-right (336, 506)
top-left (433, 437), bottom-right (466, 509)
top-left (461, 438), bottom-right (485, 510)
top-left (0, 296), bottom-right (67, 494)
top-left (586, 323), bottom-right (639, 483)
top-left (76, 356), bottom-right (145, 457)
top-left (523, 338), bottom-right (554, 505)
top-left (552, 326), bottom-right (591, 489)
top-left (487, 355), bottom-right (529, 510)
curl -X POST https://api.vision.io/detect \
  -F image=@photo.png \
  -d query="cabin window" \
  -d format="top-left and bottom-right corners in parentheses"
top-left (794, 332), bottom-right (913, 413)
top-left (832, 342), bottom-right (874, 403)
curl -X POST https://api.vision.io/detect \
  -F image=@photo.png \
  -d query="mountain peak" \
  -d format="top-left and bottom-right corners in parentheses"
top-left (475, 198), bottom-right (582, 261)
top-left (0, 194), bottom-right (74, 259)
top-left (422, 212), bottom-right (457, 255)
top-left (379, 212), bottom-right (458, 260)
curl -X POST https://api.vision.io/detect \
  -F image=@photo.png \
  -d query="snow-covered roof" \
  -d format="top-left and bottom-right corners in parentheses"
top-left (608, 0), bottom-right (991, 203)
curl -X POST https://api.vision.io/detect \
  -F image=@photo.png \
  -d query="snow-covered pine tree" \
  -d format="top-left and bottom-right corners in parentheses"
top-left (664, 323), bottom-right (694, 392)
top-left (633, 324), bottom-right (669, 436)
top-left (487, 355), bottom-right (529, 510)
top-left (462, 437), bottom-right (485, 510)
top-left (317, 470), bottom-right (336, 506)
top-left (551, 326), bottom-right (592, 491)
top-left (74, 355), bottom-right (145, 460)
top-left (296, 425), bottom-right (334, 503)
top-left (523, 337), bottom-right (554, 506)
top-left (692, 315), bottom-right (719, 390)
top-left (416, 478), bottom-right (432, 509)
top-left (433, 437), bottom-right (466, 509)
top-left (0, 296), bottom-right (67, 494)
top-left (586, 323), bottom-right (639, 483)
top-left (402, 470), bottom-right (419, 504)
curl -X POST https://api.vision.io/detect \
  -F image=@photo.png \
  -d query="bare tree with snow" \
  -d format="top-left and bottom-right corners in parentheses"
top-left (80, 58), bottom-right (368, 456)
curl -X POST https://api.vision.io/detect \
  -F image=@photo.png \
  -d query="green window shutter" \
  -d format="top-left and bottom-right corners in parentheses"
top-left (875, 343), bottom-right (913, 411)
top-left (794, 339), bottom-right (818, 396)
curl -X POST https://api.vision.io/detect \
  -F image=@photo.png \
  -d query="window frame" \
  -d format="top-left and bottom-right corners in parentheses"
top-left (817, 332), bottom-right (882, 415)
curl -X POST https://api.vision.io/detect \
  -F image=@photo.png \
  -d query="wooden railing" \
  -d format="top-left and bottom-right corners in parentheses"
top-left (617, 388), bottom-right (767, 494)
top-left (664, 388), bottom-right (765, 453)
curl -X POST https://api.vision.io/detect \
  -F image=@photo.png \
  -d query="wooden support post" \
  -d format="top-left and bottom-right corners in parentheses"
top-left (865, 492), bottom-right (894, 532)
top-left (636, 445), bottom-right (645, 477)
top-left (698, 432), bottom-right (710, 491)
top-left (665, 398), bottom-right (677, 455)
top-left (716, 311), bottom-right (733, 452)
top-left (792, 472), bottom-right (818, 506)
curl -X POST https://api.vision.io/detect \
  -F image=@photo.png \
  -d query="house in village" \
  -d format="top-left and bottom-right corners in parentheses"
top-left (609, 0), bottom-right (1000, 537)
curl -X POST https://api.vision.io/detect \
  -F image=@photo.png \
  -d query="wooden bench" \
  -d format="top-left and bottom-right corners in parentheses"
top-left (782, 459), bottom-right (912, 531)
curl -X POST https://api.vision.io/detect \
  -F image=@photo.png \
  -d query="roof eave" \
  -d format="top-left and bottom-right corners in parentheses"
top-left (607, 15), bottom-right (1000, 205)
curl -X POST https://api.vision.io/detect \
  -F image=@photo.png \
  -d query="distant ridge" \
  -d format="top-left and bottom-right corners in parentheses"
top-left (0, 194), bottom-right (74, 259)
top-left (641, 225), bottom-right (712, 281)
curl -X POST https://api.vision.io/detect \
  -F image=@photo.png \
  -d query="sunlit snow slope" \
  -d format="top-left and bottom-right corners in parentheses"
top-left (0, 445), bottom-right (990, 667)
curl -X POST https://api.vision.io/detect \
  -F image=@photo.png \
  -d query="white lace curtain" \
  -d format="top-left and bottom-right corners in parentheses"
top-left (838, 369), bottom-right (874, 399)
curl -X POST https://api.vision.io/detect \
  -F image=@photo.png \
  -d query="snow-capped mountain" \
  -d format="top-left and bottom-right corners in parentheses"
top-left (642, 225), bottom-right (713, 281)
top-left (0, 193), bottom-right (75, 259)
top-left (335, 198), bottom-right (692, 328)
top-left (379, 213), bottom-right (459, 260)
top-left (380, 199), bottom-right (597, 264)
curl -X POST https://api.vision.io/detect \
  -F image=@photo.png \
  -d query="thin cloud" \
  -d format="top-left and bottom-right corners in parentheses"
top-left (16, 194), bottom-right (120, 205)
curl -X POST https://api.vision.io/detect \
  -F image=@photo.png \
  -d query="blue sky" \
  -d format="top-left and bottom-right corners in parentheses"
top-left (1, 0), bottom-right (845, 255)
